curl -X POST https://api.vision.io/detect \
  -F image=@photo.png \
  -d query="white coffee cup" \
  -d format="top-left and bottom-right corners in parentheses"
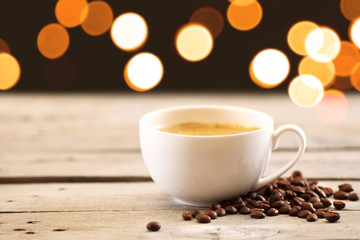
top-left (139, 105), bottom-right (306, 206)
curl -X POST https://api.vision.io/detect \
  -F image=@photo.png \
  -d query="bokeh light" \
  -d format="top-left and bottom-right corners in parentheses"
top-left (332, 41), bottom-right (360, 76)
top-left (175, 23), bottom-right (213, 62)
top-left (81, 1), bottom-right (113, 36)
top-left (333, 76), bottom-right (353, 90)
top-left (0, 53), bottom-right (21, 91)
top-left (190, 6), bottom-right (224, 39)
top-left (55, 0), bottom-right (88, 28)
top-left (37, 23), bottom-right (70, 59)
top-left (227, 0), bottom-right (262, 31)
top-left (250, 49), bottom-right (290, 88)
top-left (351, 62), bottom-right (360, 91)
top-left (0, 38), bottom-right (10, 53)
top-left (349, 18), bottom-right (360, 48)
top-left (298, 56), bottom-right (335, 88)
top-left (288, 75), bottom-right (324, 108)
top-left (46, 55), bottom-right (76, 88)
top-left (110, 12), bottom-right (148, 52)
top-left (305, 27), bottom-right (341, 62)
top-left (315, 89), bottom-right (348, 123)
top-left (340, 0), bottom-right (360, 21)
top-left (124, 52), bottom-right (164, 92)
top-left (287, 21), bottom-right (319, 56)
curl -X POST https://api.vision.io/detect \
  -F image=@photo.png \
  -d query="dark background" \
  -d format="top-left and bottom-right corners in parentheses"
top-left (0, 0), bottom-right (349, 92)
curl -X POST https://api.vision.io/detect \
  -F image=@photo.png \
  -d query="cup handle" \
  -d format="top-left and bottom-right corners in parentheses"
top-left (253, 124), bottom-right (306, 190)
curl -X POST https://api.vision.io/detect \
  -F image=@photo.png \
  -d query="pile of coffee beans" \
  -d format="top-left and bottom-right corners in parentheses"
top-left (181, 171), bottom-right (359, 224)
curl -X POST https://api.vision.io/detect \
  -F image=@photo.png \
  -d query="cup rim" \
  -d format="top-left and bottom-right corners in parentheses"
top-left (139, 104), bottom-right (274, 138)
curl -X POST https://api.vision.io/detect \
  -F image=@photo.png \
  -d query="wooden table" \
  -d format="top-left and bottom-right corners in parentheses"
top-left (0, 92), bottom-right (359, 239)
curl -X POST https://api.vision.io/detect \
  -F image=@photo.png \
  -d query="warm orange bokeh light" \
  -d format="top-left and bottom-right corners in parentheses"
top-left (288, 75), bottom-right (324, 108)
top-left (46, 55), bottom-right (76, 88)
top-left (315, 89), bottom-right (348, 123)
top-left (124, 52), bottom-right (164, 92)
top-left (351, 62), bottom-right (360, 91)
top-left (340, 0), bottom-right (360, 21)
top-left (287, 21), bottom-right (319, 56)
top-left (250, 49), bottom-right (290, 88)
top-left (332, 76), bottom-right (353, 90)
top-left (81, 1), bottom-right (113, 36)
top-left (349, 18), bottom-right (360, 49)
top-left (175, 23), bottom-right (213, 62)
top-left (305, 27), bottom-right (341, 62)
top-left (37, 23), bottom-right (70, 59)
top-left (0, 38), bottom-right (10, 53)
top-left (190, 6), bottom-right (224, 39)
top-left (227, 0), bottom-right (262, 31)
top-left (55, 0), bottom-right (88, 28)
top-left (0, 53), bottom-right (21, 91)
top-left (111, 12), bottom-right (148, 52)
top-left (298, 56), bottom-right (335, 88)
top-left (332, 41), bottom-right (360, 76)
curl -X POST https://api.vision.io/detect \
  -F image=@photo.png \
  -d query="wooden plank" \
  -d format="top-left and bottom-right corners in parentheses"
top-left (0, 181), bottom-right (359, 239)
top-left (0, 151), bottom-right (359, 180)
top-left (0, 93), bottom-right (360, 151)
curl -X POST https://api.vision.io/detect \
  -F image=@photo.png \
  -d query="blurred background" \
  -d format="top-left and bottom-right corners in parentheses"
top-left (0, 0), bottom-right (357, 93)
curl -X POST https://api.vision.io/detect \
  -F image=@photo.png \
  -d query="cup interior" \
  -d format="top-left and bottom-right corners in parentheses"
top-left (140, 105), bottom-right (273, 135)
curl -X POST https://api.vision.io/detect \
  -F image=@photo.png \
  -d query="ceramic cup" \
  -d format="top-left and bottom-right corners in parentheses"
top-left (139, 105), bottom-right (306, 206)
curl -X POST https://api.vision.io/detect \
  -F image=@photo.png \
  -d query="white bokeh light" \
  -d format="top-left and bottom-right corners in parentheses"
top-left (350, 18), bottom-right (360, 49)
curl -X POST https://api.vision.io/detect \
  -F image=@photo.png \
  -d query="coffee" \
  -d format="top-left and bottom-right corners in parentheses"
top-left (158, 122), bottom-right (260, 136)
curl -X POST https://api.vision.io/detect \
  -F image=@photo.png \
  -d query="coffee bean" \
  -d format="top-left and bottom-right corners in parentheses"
top-left (189, 209), bottom-right (200, 218)
top-left (292, 186), bottom-right (306, 194)
top-left (348, 193), bottom-right (359, 201)
top-left (338, 183), bottom-right (353, 193)
top-left (265, 184), bottom-right (273, 196)
top-left (245, 191), bottom-right (258, 200)
top-left (146, 222), bottom-right (161, 231)
top-left (239, 207), bottom-right (251, 215)
top-left (269, 192), bottom-right (284, 203)
top-left (308, 180), bottom-right (318, 186)
top-left (209, 203), bottom-right (221, 211)
top-left (196, 214), bottom-right (211, 223)
top-left (320, 198), bottom-right (332, 208)
top-left (292, 178), bottom-right (306, 187)
top-left (258, 203), bottom-right (271, 211)
top-left (234, 201), bottom-right (246, 210)
top-left (246, 199), bottom-right (259, 208)
top-left (306, 190), bottom-right (319, 198)
top-left (231, 196), bottom-right (243, 205)
top-left (250, 211), bottom-right (265, 219)
top-left (292, 196), bottom-right (305, 206)
top-left (322, 187), bottom-right (334, 197)
top-left (297, 210), bottom-right (311, 218)
top-left (215, 208), bottom-right (226, 217)
top-left (256, 195), bottom-right (266, 201)
top-left (333, 201), bottom-right (346, 210)
top-left (312, 201), bottom-right (324, 209)
top-left (271, 200), bottom-right (285, 209)
top-left (250, 208), bottom-right (265, 213)
top-left (301, 202), bottom-right (315, 213)
top-left (334, 191), bottom-right (348, 200)
top-left (279, 204), bottom-right (291, 214)
top-left (225, 206), bottom-right (238, 214)
top-left (203, 210), bottom-right (217, 219)
top-left (306, 213), bottom-right (318, 222)
top-left (285, 190), bottom-right (297, 199)
top-left (182, 212), bottom-right (192, 221)
top-left (308, 196), bottom-right (320, 203)
top-left (314, 210), bottom-right (325, 218)
top-left (299, 193), bottom-right (311, 202)
top-left (266, 208), bottom-right (279, 216)
top-left (289, 207), bottom-right (300, 216)
top-left (324, 212), bottom-right (340, 223)
top-left (292, 170), bottom-right (302, 178)
top-left (314, 186), bottom-right (327, 199)
top-left (220, 200), bottom-right (231, 208)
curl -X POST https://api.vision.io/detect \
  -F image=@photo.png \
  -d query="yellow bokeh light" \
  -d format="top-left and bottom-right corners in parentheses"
top-left (340, 0), bottom-right (360, 21)
top-left (175, 23), bottom-right (213, 62)
top-left (190, 6), bottom-right (224, 39)
top-left (55, 0), bottom-right (88, 28)
top-left (288, 75), bottom-right (324, 108)
top-left (0, 38), bottom-right (10, 53)
top-left (81, 1), bottom-right (113, 36)
top-left (351, 62), bottom-right (360, 91)
top-left (250, 49), bottom-right (290, 88)
top-left (305, 27), bottom-right (341, 62)
top-left (287, 21), bottom-right (319, 56)
top-left (110, 12), bottom-right (148, 52)
top-left (298, 56), bottom-right (335, 88)
top-left (0, 53), bottom-right (21, 91)
top-left (124, 52), bottom-right (164, 92)
top-left (227, 0), bottom-right (262, 31)
top-left (315, 89), bottom-right (348, 123)
top-left (332, 41), bottom-right (360, 76)
top-left (37, 23), bottom-right (70, 59)
top-left (349, 18), bottom-right (360, 49)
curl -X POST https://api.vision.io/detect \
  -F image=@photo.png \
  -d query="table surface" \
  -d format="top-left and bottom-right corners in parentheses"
top-left (0, 92), bottom-right (359, 240)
